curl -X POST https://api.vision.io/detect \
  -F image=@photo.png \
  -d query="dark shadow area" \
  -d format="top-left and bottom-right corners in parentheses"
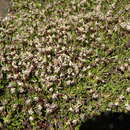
top-left (80, 111), bottom-right (130, 130)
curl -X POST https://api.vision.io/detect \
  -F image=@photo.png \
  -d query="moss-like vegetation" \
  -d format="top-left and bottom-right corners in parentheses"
top-left (0, 0), bottom-right (129, 129)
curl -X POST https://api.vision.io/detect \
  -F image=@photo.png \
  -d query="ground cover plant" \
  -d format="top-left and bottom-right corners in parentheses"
top-left (0, 0), bottom-right (130, 129)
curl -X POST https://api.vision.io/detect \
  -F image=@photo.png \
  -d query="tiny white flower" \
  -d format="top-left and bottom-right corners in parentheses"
top-left (126, 24), bottom-right (130, 31)
top-left (28, 109), bottom-right (34, 115)
top-left (95, 76), bottom-right (100, 81)
top-left (33, 96), bottom-right (39, 101)
top-left (25, 99), bottom-right (31, 105)
top-left (88, 72), bottom-right (92, 77)
top-left (50, 104), bottom-right (57, 109)
top-left (12, 104), bottom-right (18, 109)
top-left (45, 103), bottom-right (50, 108)
top-left (75, 107), bottom-right (80, 113)
top-left (52, 93), bottom-right (58, 100)
top-left (80, 114), bottom-right (86, 121)
top-left (124, 63), bottom-right (128, 68)
top-left (96, 37), bottom-right (102, 42)
top-left (10, 88), bottom-right (16, 94)
top-left (66, 80), bottom-right (71, 86)
top-left (86, 65), bottom-right (91, 70)
top-left (19, 87), bottom-right (24, 93)
top-left (126, 87), bottom-right (130, 93)
top-left (17, 81), bottom-right (24, 86)
top-left (49, 88), bottom-right (53, 92)
top-left (37, 104), bottom-right (42, 111)
top-left (0, 106), bottom-right (4, 112)
top-left (125, 103), bottom-right (130, 111)
top-left (46, 108), bottom-right (53, 114)
top-left (92, 93), bottom-right (99, 99)
top-left (119, 95), bottom-right (125, 100)
top-left (7, 82), bottom-right (14, 88)
top-left (120, 22), bottom-right (130, 31)
top-left (69, 107), bottom-right (73, 112)
top-left (120, 66), bottom-right (125, 71)
top-left (29, 116), bottom-right (34, 121)
top-left (114, 102), bottom-right (119, 106)
top-left (62, 95), bottom-right (68, 101)
top-left (2, 100), bottom-right (7, 105)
